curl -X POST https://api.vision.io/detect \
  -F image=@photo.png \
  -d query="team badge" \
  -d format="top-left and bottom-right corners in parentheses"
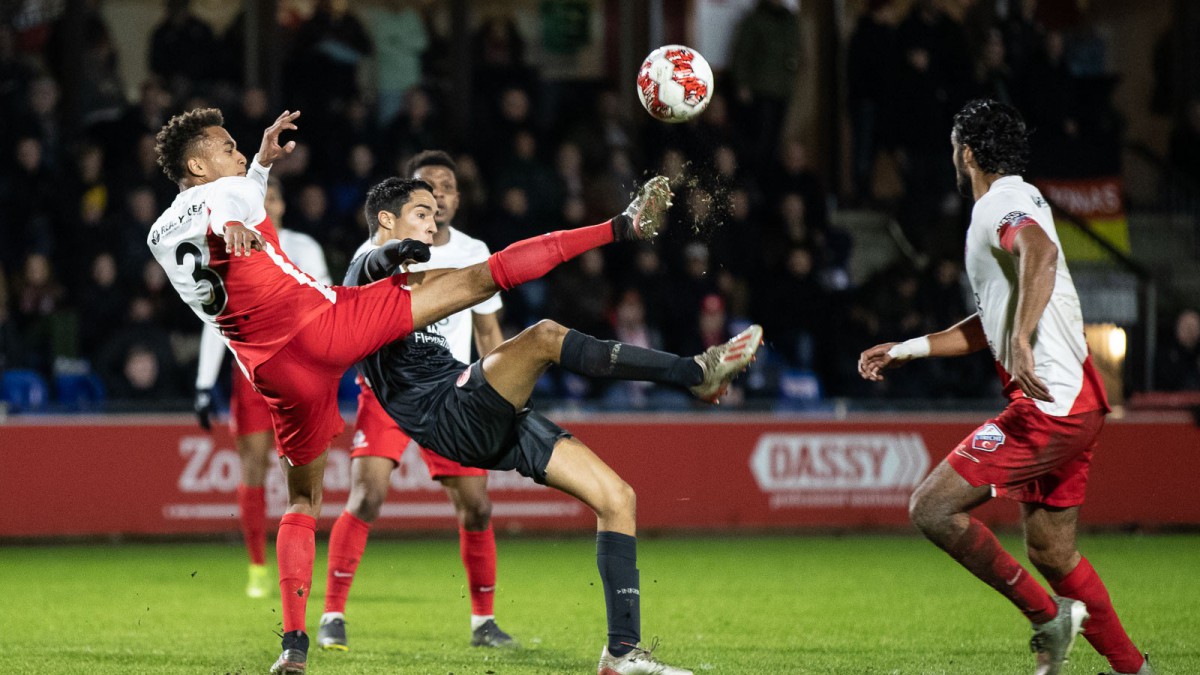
top-left (972, 423), bottom-right (1006, 452)
top-left (351, 429), bottom-right (368, 449)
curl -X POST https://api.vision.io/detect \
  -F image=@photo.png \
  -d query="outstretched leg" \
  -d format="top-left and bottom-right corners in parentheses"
top-left (1025, 504), bottom-right (1146, 674)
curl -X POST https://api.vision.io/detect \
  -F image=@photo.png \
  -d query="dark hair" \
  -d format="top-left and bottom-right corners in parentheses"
top-left (952, 99), bottom-right (1030, 176)
top-left (155, 108), bottom-right (224, 183)
top-left (403, 149), bottom-right (457, 178)
top-left (363, 177), bottom-right (433, 237)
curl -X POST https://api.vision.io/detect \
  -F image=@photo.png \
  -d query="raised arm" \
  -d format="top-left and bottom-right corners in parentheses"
top-left (472, 311), bottom-right (505, 358)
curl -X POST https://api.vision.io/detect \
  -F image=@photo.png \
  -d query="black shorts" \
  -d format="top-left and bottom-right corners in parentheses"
top-left (419, 361), bottom-right (570, 484)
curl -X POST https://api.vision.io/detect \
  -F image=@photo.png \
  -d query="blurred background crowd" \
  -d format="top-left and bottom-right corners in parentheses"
top-left (1, 0), bottom-right (1198, 413)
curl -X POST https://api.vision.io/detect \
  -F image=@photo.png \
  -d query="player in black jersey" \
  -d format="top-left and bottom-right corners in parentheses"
top-left (347, 177), bottom-right (762, 675)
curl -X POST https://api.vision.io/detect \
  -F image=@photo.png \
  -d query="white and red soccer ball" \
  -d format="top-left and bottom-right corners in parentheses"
top-left (637, 45), bottom-right (714, 123)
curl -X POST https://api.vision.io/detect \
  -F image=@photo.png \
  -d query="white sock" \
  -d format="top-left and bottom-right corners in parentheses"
top-left (470, 614), bottom-right (494, 631)
top-left (320, 612), bottom-right (345, 625)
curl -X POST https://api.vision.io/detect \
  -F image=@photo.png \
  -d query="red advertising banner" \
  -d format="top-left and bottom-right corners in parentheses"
top-left (1, 413), bottom-right (1197, 537)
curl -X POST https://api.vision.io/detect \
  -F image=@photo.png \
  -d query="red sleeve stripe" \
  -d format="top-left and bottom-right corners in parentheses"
top-left (998, 216), bottom-right (1039, 252)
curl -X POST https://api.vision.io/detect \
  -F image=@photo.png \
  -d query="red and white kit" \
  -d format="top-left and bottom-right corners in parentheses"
top-left (951, 175), bottom-right (1110, 506)
top-left (196, 221), bottom-right (334, 437)
top-left (350, 227), bottom-right (502, 478)
top-left (149, 161), bottom-right (414, 464)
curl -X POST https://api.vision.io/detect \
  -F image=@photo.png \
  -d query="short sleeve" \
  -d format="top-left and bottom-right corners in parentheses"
top-left (207, 177), bottom-right (267, 236)
top-left (472, 292), bottom-right (503, 315)
top-left (995, 210), bottom-right (1041, 253)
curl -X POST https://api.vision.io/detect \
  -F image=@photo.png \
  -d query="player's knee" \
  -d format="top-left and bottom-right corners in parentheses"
top-left (458, 495), bottom-right (493, 530)
top-left (530, 319), bottom-right (568, 351)
top-left (605, 480), bottom-right (637, 520)
top-left (907, 490), bottom-right (943, 534)
top-left (1026, 542), bottom-right (1076, 577)
top-left (347, 485), bottom-right (387, 522)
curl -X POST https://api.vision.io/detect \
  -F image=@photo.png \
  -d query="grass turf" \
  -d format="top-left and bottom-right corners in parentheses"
top-left (0, 534), bottom-right (1195, 674)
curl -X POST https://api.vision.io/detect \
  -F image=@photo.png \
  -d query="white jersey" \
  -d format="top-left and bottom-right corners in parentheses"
top-left (965, 175), bottom-right (1107, 417)
top-left (351, 226), bottom-right (501, 364)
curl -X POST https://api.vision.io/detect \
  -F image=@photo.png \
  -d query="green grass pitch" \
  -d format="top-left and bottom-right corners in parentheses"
top-left (1, 534), bottom-right (1195, 674)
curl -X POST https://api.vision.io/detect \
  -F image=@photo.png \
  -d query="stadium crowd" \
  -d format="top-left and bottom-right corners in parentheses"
top-left (0, 0), bottom-right (1197, 410)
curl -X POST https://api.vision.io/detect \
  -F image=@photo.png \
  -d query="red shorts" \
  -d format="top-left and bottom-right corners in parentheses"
top-left (252, 277), bottom-right (414, 466)
top-left (230, 366), bottom-right (274, 437)
top-left (947, 398), bottom-right (1105, 507)
top-left (351, 381), bottom-right (485, 479)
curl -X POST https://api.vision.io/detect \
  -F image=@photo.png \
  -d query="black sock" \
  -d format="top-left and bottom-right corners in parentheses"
top-left (560, 329), bottom-right (702, 388)
top-left (596, 531), bottom-right (640, 657)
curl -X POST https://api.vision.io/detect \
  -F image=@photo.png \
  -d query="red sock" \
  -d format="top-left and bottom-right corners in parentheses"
top-left (277, 512), bottom-right (316, 633)
top-left (487, 222), bottom-right (614, 290)
top-left (942, 518), bottom-right (1058, 624)
top-left (1050, 557), bottom-right (1144, 673)
top-left (459, 526), bottom-right (497, 616)
top-left (237, 485), bottom-right (267, 565)
top-left (324, 511), bottom-right (371, 614)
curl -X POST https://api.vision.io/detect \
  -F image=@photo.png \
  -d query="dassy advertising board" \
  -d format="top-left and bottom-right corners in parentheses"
top-left (2, 414), bottom-right (1197, 537)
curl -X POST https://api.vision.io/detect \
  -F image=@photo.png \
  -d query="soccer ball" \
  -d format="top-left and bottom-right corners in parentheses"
top-left (637, 45), bottom-right (714, 123)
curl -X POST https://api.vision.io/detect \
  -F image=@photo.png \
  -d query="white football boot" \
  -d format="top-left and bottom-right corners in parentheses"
top-left (1031, 596), bottom-right (1089, 675)
top-left (689, 324), bottom-right (764, 403)
top-left (597, 643), bottom-right (693, 675)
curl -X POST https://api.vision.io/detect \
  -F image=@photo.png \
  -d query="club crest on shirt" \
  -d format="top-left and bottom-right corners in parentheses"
top-left (972, 423), bottom-right (1006, 452)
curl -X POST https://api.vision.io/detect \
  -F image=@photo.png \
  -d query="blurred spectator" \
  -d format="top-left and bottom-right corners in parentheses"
top-left (115, 186), bottom-right (160, 283)
top-left (681, 293), bottom-right (732, 357)
top-left (667, 242), bottom-right (719, 353)
top-left (471, 16), bottom-right (536, 104)
top-left (976, 28), bottom-right (1015, 106)
top-left (478, 86), bottom-right (536, 175)
top-left (764, 140), bottom-right (829, 232)
top-left (97, 297), bottom-right (180, 401)
top-left (225, 87), bottom-right (273, 151)
top-left (288, 0), bottom-right (373, 116)
top-left (607, 288), bottom-right (662, 407)
top-left (1001, 0), bottom-right (1044, 81)
top-left (149, 0), bottom-right (219, 96)
top-left (45, 0), bottom-right (125, 124)
top-left (383, 87), bottom-right (443, 161)
top-left (290, 183), bottom-right (335, 242)
top-left (366, 0), bottom-right (428, 126)
top-left (1022, 30), bottom-right (1078, 176)
top-left (114, 133), bottom-right (176, 208)
top-left (77, 252), bottom-right (127, 358)
top-left (547, 249), bottom-right (613, 341)
top-left (1157, 309), bottom-right (1200, 391)
top-left (58, 143), bottom-right (111, 286)
top-left (13, 252), bottom-right (73, 372)
top-left (847, 0), bottom-right (899, 202)
top-left (729, 0), bottom-right (802, 168)
top-left (2, 137), bottom-right (57, 272)
top-left (495, 130), bottom-right (558, 225)
top-left (95, 78), bottom-right (171, 177)
top-left (764, 247), bottom-right (826, 369)
top-left (11, 76), bottom-right (63, 169)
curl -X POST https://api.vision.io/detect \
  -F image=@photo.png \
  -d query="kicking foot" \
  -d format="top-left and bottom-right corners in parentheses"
top-left (1099, 653), bottom-right (1156, 675)
top-left (598, 642), bottom-right (693, 675)
top-left (245, 563), bottom-right (270, 599)
top-left (1032, 596), bottom-right (1089, 675)
top-left (616, 176), bottom-right (673, 241)
top-left (470, 618), bottom-right (519, 648)
top-left (269, 630), bottom-right (308, 674)
top-left (689, 325), bottom-right (763, 404)
top-left (317, 615), bottom-right (348, 651)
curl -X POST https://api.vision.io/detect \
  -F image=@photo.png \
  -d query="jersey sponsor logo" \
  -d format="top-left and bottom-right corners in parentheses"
top-left (971, 423), bottom-right (1006, 452)
top-left (413, 330), bottom-right (450, 348)
top-left (749, 433), bottom-right (929, 508)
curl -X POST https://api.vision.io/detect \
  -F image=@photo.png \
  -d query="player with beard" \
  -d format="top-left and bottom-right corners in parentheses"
top-left (859, 99), bottom-right (1152, 675)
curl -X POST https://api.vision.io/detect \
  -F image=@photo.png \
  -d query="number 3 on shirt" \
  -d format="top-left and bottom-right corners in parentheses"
top-left (176, 241), bottom-right (227, 316)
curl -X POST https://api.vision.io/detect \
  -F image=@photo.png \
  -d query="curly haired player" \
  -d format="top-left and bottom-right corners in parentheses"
top-left (859, 99), bottom-right (1152, 675)
top-left (147, 108), bottom-right (738, 674)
